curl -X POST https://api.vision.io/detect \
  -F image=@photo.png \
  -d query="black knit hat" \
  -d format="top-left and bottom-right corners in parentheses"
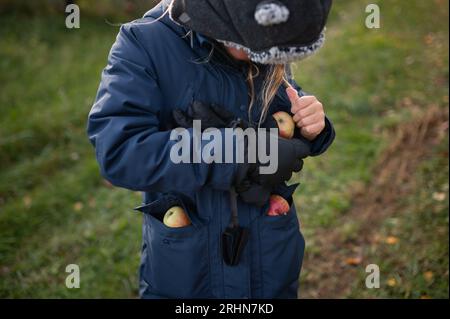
top-left (168, 0), bottom-right (333, 64)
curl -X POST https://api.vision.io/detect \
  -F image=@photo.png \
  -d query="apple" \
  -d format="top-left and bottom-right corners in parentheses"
top-left (272, 111), bottom-right (295, 139)
top-left (266, 194), bottom-right (290, 216)
top-left (163, 206), bottom-right (191, 228)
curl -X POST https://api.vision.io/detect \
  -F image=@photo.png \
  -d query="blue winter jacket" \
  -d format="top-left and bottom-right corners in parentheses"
top-left (87, 2), bottom-right (335, 299)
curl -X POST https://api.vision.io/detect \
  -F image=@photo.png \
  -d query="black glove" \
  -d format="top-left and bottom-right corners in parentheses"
top-left (173, 102), bottom-right (270, 205)
top-left (231, 132), bottom-right (308, 206)
top-left (234, 112), bottom-right (309, 203)
top-left (172, 102), bottom-right (310, 206)
top-left (236, 183), bottom-right (272, 207)
top-left (173, 101), bottom-right (247, 130)
top-left (248, 133), bottom-right (308, 188)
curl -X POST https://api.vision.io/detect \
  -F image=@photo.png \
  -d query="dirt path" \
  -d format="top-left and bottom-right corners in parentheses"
top-left (300, 106), bottom-right (449, 298)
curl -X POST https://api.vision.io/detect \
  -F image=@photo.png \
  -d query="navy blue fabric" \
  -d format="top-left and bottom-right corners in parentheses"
top-left (87, 2), bottom-right (334, 299)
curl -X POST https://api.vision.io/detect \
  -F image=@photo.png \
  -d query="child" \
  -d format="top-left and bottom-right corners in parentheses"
top-left (88, 0), bottom-right (335, 299)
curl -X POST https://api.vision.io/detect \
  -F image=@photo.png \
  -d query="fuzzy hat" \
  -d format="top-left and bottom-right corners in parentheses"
top-left (168, 0), bottom-right (333, 64)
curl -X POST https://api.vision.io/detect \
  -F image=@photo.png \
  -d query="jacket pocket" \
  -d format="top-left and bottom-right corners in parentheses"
top-left (135, 194), bottom-right (211, 298)
top-left (258, 186), bottom-right (305, 298)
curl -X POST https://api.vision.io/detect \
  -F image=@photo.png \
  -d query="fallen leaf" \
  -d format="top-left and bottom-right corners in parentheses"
top-left (23, 196), bottom-right (32, 208)
top-left (402, 97), bottom-right (413, 107)
top-left (424, 33), bottom-right (435, 45)
top-left (432, 192), bottom-right (446, 202)
top-left (385, 236), bottom-right (399, 245)
top-left (73, 202), bottom-right (84, 211)
top-left (424, 271), bottom-right (434, 282)
top-left (345, 257), bottom-right (362, 266)
top-left (387, 278), bottom-right (397, 287)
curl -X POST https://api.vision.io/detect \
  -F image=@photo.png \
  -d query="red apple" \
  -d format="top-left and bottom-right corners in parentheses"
top-left (163, 206), bottom-right (191, 228)
top-left (267, 194), bottom-right (290, 216)
top-left (272, 111), bottom-right (295, 139)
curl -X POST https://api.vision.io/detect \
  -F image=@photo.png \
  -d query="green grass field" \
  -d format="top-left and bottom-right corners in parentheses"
top-left (0, 1), bottom-right (448, 298)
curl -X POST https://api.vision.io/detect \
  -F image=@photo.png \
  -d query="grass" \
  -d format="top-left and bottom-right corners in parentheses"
top-left (0, 14), bottom-right (142, 298)
top-left (0, 1), bottom-right (448, 298)
top-left (293, 0), bottom-right (449, 298)
top-left (350, 135), bottom-right (449, 299)
top-left (295, 0), bottom-right (449, 229)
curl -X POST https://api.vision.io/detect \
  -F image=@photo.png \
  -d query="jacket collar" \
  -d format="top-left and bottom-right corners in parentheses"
top-left (144, 3), bottom-right (212, 50)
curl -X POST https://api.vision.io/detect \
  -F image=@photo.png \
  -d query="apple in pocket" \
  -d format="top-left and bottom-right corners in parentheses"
top-left (266, 194), bottom-right (290, 216)
top-left (163, 206), bottom-right (191, 228)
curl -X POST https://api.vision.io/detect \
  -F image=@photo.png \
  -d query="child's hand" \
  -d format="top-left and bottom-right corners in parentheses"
top-left (286, 86), bottom-right (326, 141)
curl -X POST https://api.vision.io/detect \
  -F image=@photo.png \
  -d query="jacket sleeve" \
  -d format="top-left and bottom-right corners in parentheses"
top-left (284, 64), bottom-right (336, 157)
top-left (87, 24), bottom-right (237, 193)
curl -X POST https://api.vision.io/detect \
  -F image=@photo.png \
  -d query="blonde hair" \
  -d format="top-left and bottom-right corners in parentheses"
top-left (246, 63), bottom-right (287, 127)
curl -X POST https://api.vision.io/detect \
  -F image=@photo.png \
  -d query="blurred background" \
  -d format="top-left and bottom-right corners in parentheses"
top-left (0, 0), bottom-right (448, 298)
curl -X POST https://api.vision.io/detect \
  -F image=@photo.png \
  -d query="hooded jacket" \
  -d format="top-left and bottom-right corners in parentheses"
top-left (87, 2), bottom-right (335, 299)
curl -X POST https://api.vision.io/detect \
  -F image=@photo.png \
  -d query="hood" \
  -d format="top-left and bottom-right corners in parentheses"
top-left (144, 2), bottom-right (187, 39)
